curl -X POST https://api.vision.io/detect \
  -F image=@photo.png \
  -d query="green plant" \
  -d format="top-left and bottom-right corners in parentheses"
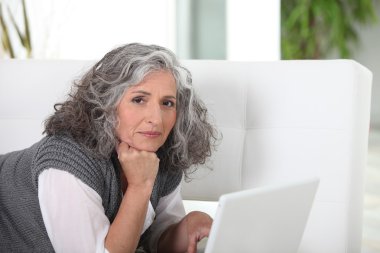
top-left (0, 0), bottom-right (31, 58)
top-left (281, 0), bottom-right (378, 59)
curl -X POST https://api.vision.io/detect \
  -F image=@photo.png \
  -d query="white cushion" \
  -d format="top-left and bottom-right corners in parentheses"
top-left (179, 60), bottom-right (372, 253)
top-left (0, 59), bottom-right (372, 253)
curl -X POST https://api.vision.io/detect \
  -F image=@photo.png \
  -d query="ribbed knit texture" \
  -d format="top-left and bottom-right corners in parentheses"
top-left (0, 135), bottom-right (182, 252)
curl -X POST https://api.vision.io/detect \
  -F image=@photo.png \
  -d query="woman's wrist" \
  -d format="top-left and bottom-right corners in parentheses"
top-left (105, 181), bottom-right (153, 253)
top-left (126, 181), bottom-right (155, 196)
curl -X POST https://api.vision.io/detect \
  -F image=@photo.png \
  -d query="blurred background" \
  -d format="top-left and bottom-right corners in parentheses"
top-left (0, 0), bottom-right (379, 252)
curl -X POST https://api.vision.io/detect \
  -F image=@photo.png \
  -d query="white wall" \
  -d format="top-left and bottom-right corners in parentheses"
top-left (352, 2), bottom-right (380, 129)
top-left (4, 0), bottom-right (176, 59)
top-left (3, 0), bottom-right (281, 61)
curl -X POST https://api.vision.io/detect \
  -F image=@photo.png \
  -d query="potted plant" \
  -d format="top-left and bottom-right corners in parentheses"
top-left (0, 0), bottom-right (32, 58)
top-left (281, 0), bottom-right (378, 59)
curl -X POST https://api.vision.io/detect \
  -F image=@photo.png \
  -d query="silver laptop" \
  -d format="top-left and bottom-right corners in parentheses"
top-left (197, 177), bottom-right (319, 253)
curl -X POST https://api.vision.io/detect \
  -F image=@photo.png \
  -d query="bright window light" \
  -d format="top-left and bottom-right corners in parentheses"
top-left (226, 0), bottom-right (280, 61)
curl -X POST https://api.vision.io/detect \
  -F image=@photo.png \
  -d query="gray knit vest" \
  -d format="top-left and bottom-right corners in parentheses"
top-left (0, 135), bottom-right (182, 252)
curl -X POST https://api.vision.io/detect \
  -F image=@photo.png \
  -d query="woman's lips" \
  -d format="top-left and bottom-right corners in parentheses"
top-left (139, 131), bottom-right (162, 137)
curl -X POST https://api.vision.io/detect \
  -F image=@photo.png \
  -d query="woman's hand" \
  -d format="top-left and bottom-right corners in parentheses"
top-left (158, 211), bottom-right (213, 253)
top-left (105, 142), bottom-right (160, 253)
top-left (117, 141), bottom-right (159, 190)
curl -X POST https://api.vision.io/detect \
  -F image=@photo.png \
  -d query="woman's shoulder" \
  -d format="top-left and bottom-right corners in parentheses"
top-left (32, 135), bottom-right (111, 186)
top-left (36, 135), bottom-right (102, 162)
top-left (39, 134), bottom-right (82, 150)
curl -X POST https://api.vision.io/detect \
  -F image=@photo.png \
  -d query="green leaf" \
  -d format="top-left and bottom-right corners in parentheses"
top-left (281, 0), bottom-right (378, 59)
top-left (0, 3), bottom-right (15, 58)
top-left (7, 5), bottom-right (26, 48)
top-left (22, 0), bottom-right (32, 57)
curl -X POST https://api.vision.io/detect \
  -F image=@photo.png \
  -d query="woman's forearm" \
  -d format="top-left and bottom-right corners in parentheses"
top-left (157, 223), bottom-right (185, 253)
top-left (107, 141), bottom-right (159, 253)
top-left (157, 211), bottom-right (212, 253)
top-left (105, 185), bottom-right (152, 253)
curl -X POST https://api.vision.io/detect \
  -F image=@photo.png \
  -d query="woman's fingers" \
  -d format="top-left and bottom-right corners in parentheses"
top-left (117, 141), bottom-right (159, 188)
top-left (187, 237), bottom-right (198, 253)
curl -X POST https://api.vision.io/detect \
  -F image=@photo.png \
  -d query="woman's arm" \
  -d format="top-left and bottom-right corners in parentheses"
top-left (38, 169), bottom-right (111, 253)
top-left (38, 168), bottom-right (157, 253)
top-left (144, 183), bottom-right (186, 252)
top-left (105, 142), bottom-right (159, 253)
top-left (105, 183), bottom-right (152, 252)
top-left (157, 211), bottom-right (213, 253)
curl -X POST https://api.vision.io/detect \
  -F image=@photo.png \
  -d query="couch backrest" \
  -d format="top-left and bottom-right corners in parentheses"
top-left (180, 60), bottom-right (372, 253)
top-left (0, 59), bottom-right (372, 253)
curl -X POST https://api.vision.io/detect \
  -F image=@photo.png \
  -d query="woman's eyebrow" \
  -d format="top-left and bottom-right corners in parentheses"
top-left (131, 90), bottom-right (150, 95)
top-left (164, 95), bottom-right (177, 100)
top-left (132, 90), bottom-right (176, 99)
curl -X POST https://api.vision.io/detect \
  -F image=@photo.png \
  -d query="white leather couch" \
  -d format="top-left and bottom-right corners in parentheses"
top-left (0, 59), bottom-right (372, 253)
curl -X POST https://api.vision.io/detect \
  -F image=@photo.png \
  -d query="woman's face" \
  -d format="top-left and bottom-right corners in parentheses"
top-left (116, 71), bottom-right (177, 152)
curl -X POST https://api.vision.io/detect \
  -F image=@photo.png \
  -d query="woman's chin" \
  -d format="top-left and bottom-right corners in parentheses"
top-left (133, 145), bottom-right (159, 153)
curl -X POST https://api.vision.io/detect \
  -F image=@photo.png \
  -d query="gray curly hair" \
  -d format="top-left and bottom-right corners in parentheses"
top-left (44, 43), bottom-right (218, 175)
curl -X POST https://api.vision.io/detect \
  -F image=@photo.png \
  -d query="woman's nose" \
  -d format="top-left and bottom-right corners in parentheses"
top-left (145, 103), bottom-right (162, 125)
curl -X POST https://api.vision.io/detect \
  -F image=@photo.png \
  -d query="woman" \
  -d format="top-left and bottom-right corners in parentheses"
top-left (0, 43), bottom-right (218, 252)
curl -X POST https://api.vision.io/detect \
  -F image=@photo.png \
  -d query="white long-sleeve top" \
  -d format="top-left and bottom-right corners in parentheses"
top-left (38, 168), bottom-right (186, 253)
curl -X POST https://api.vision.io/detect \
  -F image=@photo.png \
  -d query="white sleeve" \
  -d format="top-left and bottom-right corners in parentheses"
top-left (147, 182), bottom-right (186, 252)
top-left (38, 168), bottom-right (110, 253)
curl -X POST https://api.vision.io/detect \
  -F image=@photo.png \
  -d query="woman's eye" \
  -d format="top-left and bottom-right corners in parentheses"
top-left (163, 100), bottom-right (176, 107)
top-left (132, 97), bottom-right (144, 104)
